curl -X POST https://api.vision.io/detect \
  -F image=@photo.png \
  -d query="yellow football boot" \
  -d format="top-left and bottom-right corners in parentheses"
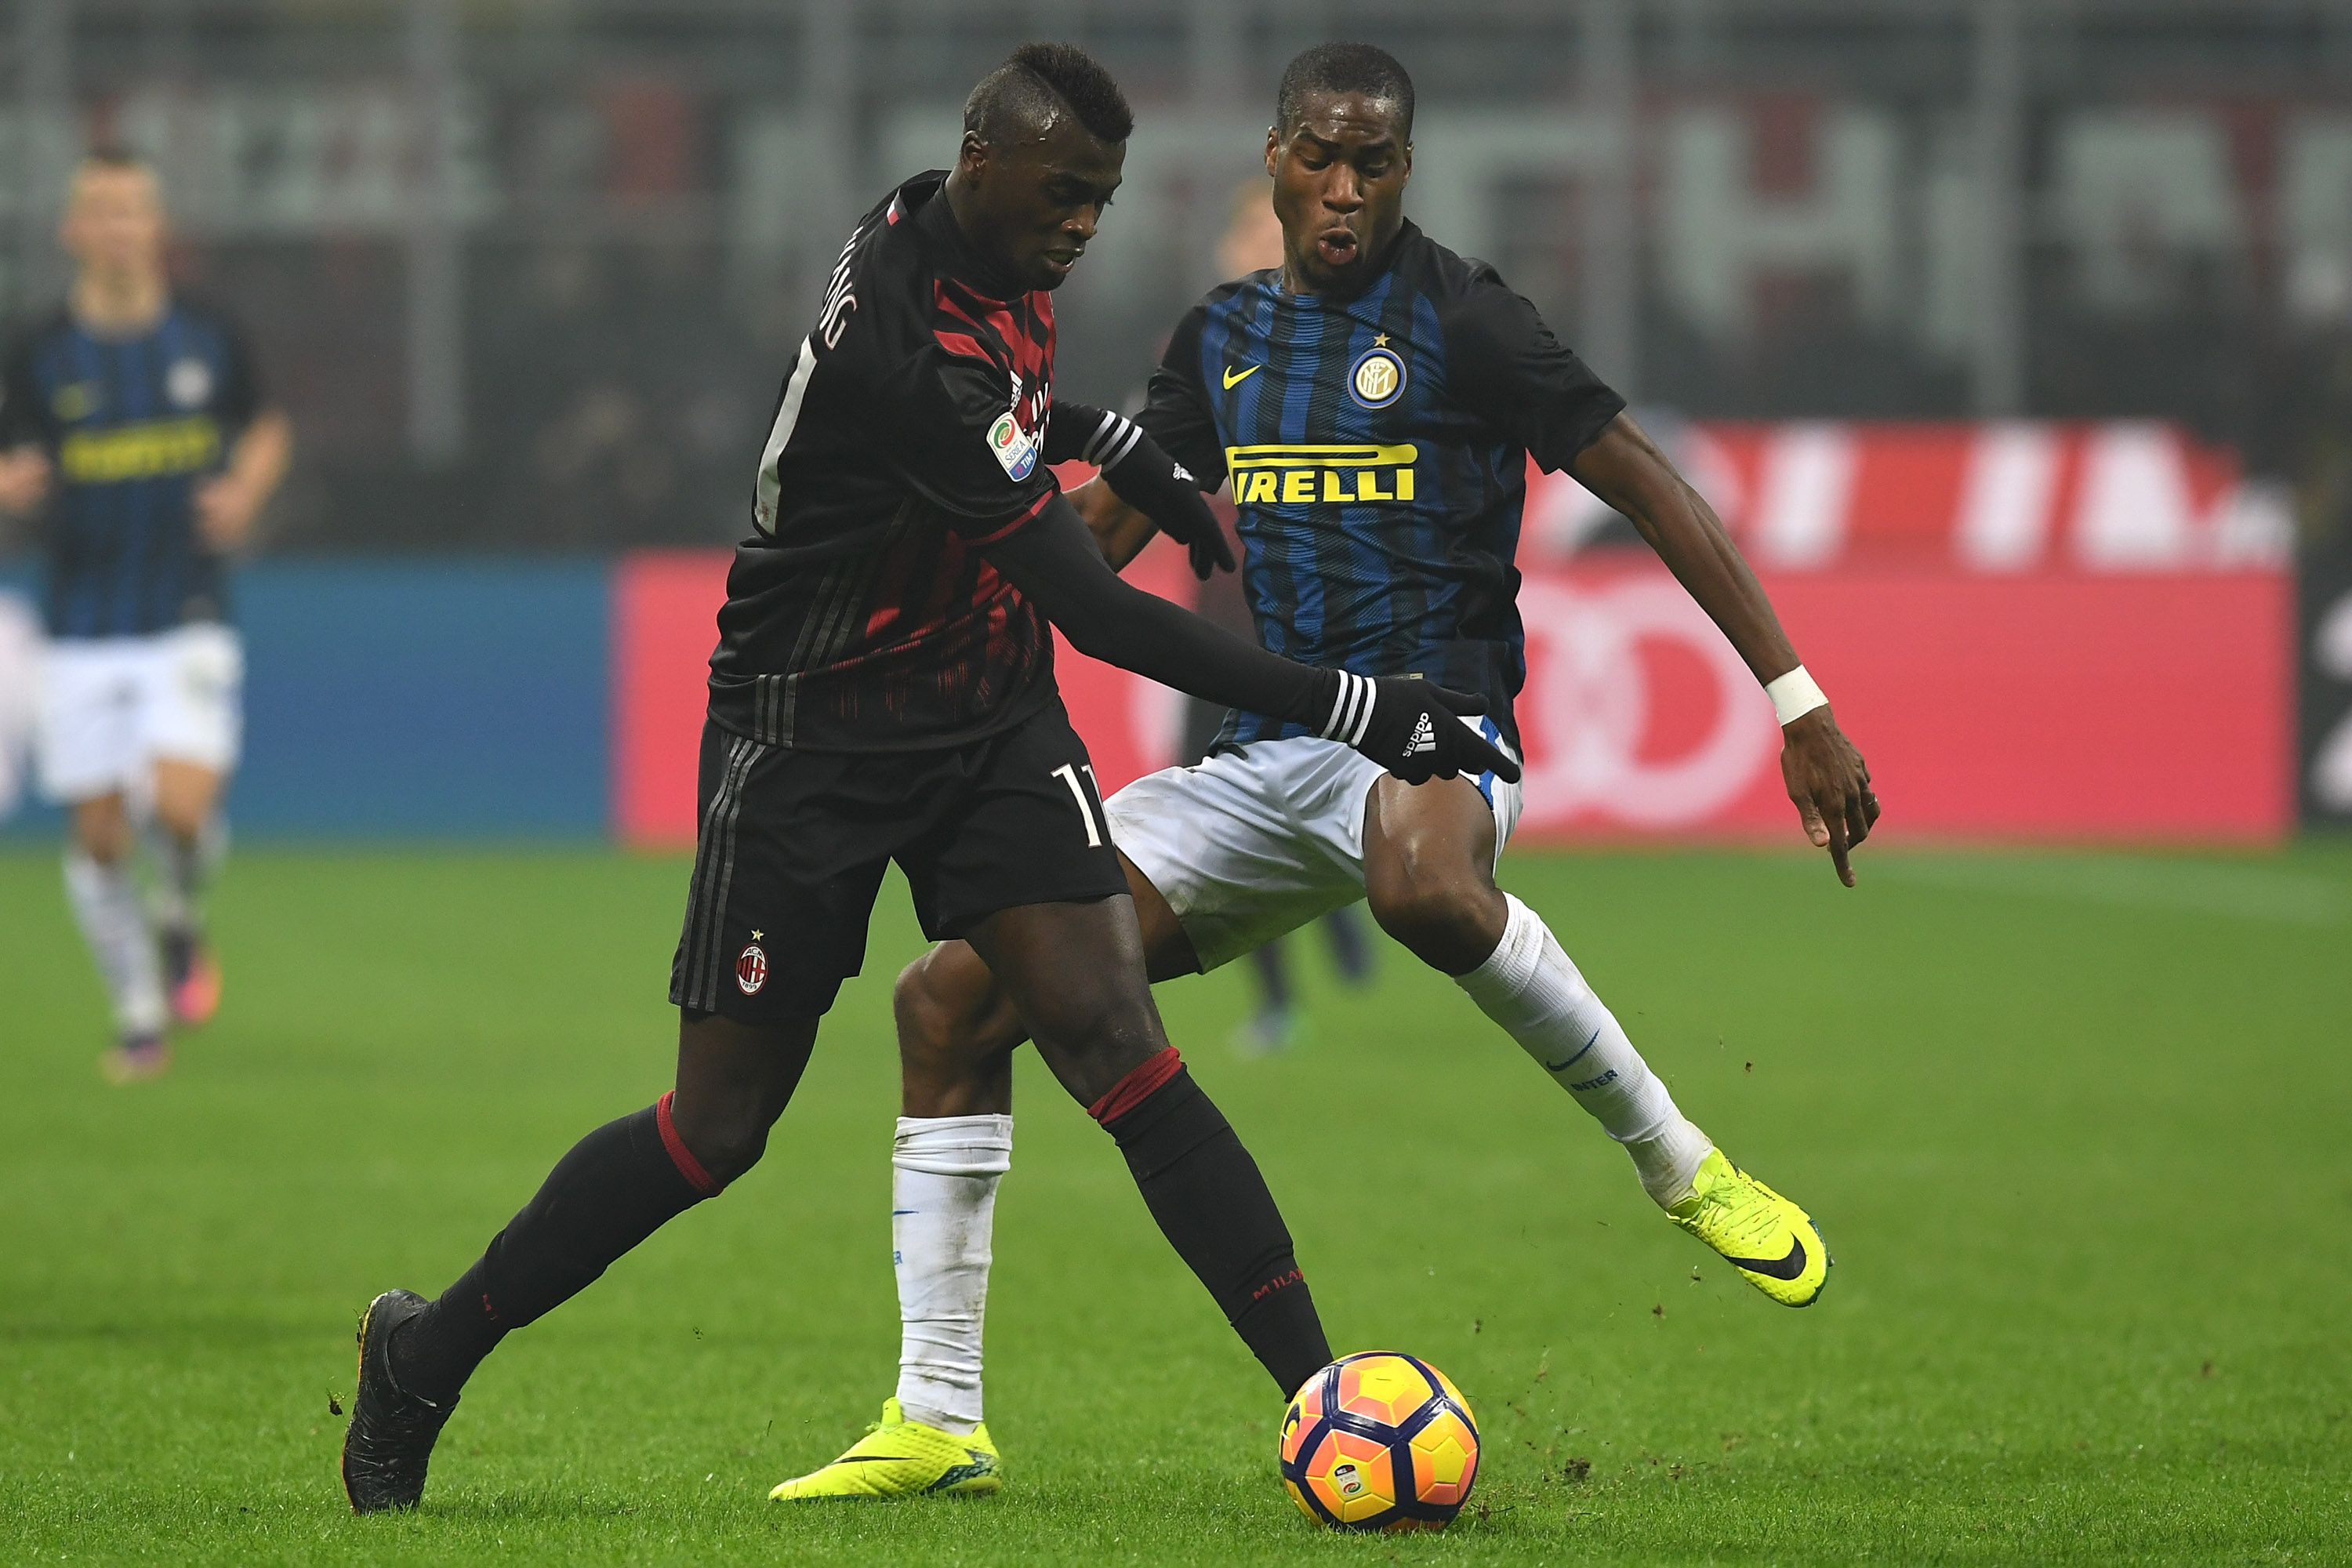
top-left (768, 1399), bottom-right (1002, 1501)
top-left (1665, 1149), bottom-right (1831, 1307)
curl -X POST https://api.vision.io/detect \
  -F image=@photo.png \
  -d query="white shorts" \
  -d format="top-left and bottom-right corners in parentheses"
top-left (37, 623), bottom-right (244, 804)
top-left (0, 592), bottom-right (39, 819)
top-left (1102, 717), bottom-right (1524, 972)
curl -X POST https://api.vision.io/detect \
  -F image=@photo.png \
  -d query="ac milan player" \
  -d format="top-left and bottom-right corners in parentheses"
top-left (339, 43), bottom-right (1515, 1513)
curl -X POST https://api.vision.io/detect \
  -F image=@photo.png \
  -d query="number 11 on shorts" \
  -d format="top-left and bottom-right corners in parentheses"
top-left (1052, 763), bottom-right (1105, 848)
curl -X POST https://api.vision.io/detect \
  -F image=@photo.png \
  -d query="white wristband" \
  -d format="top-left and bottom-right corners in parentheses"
top-left (1765, 665), bottom-right (1829, 728)
top-left (1078, 407), bottom-right (1143, 472)
top-left (1319, 670), bottom-right (1377, 747)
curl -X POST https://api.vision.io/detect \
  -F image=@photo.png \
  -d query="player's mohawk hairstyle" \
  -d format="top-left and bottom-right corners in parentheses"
top-left (1276, 42), bottom-right (1415, 141)
top-left (964, 42), bottom-right (1134, 147)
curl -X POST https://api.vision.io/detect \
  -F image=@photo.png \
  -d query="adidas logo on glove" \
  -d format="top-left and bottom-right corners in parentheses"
top-left (1312, 669), bottom-right (1519, 789)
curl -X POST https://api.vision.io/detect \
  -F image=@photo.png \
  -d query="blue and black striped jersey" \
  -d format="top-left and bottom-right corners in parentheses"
top-left (1138, 222), bottom-right (1623, 753)
top-left (0, 300), bottom-right (261, 639)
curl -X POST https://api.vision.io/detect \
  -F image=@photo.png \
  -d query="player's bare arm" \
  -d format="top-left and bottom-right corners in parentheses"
top-left (1568, 413), bottom-right (1880, 885)
top-left (0, 445), bottom-right (50, 515)
top-left (1066, 477), bottom-right (1155, 567)
top-left (194, 408), bottom-right (292, 550)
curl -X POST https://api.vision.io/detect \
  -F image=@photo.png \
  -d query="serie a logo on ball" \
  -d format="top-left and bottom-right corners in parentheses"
top-left (735, 942), bottom-right (768, 996)
top-left (1348, 347), bottom-right (1406, 408)
top-left (1279, 1351), bottom-right (1479, 1533)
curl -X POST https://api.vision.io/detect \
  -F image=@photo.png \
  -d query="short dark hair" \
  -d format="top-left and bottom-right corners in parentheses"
top-left (964, 42), bottom-right (1134, 147)
top-left (1276, 43), bottom-right (1415, 141)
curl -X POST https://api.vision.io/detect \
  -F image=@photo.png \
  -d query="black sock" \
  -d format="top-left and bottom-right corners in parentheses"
top-left (392, 1096), bottom-right (720, 1403)
top-left (1096, 1054), bottom-right (1332, 1397)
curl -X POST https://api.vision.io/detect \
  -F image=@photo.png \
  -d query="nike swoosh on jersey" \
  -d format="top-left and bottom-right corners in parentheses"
top-left (1722, 1236), bottom-right (1809, 1281)
top-left (1222, 364), bottom-right (1261, 389)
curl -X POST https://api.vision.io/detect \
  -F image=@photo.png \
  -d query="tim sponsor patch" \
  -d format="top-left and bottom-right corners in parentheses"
top-left (987, 410), bottom-right (1040, 481)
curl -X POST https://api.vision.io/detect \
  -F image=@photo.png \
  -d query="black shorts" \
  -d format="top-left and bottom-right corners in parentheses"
top-left (668, 698), bottom-right (1128, 1022)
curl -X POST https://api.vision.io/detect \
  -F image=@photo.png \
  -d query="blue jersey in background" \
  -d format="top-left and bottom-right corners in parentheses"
top-left (0, 300), bottom-right (262, 639)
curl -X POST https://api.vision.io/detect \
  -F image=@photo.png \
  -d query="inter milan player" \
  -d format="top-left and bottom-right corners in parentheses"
top-left (0, 150), bottom-right (291, 1082)
top-left (339, 45), bottom-right (1515, 1513)
top-left (775, 43), bottom-right (1882, 1501)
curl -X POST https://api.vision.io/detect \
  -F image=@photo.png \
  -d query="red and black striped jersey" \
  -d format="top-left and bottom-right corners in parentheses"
top-left (708, 171), bottom-right (1062, 752)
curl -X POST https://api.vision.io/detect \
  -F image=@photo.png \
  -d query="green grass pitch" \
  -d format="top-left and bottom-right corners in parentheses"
top-left (2, 841), bottom-right (2348, 1564)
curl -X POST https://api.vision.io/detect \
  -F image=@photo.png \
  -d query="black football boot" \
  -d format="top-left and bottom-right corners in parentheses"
top-left (341, 1289), bottom-right (459, 1512)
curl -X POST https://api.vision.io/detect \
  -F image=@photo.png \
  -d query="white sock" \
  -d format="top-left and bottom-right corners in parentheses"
top-left (1454, 894), bottom-right (1712, 1207)
top-left (64, 849), bottom-right (167, 1038)
top-left (892, 1113), bottom-right (1012, 1436)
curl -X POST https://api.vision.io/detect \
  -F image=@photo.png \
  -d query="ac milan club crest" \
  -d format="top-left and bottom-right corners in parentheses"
top-left (735, 942), bottom-right (769, 996)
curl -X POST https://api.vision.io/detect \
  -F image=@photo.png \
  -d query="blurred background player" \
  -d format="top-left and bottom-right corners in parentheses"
top-left (1188, 180), bottom-right (1375, 1055)
top-left (0, 150), bottom-right (292, 1082)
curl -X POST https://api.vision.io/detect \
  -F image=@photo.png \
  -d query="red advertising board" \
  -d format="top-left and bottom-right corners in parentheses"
top-left (615, 543), bottom-right (2291, 847)
top-left (612, 550), bottom-right (729, 848)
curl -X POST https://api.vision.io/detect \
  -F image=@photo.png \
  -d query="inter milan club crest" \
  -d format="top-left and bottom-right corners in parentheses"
top-left (1348, 338), bottom-right (1406, 409)
top-left (736, 938), bottom-right (769, 996)
top-left (167, 357), bottom-right (215, 409)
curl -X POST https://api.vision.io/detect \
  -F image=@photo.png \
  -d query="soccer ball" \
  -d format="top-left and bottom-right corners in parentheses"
top-left (1278, 1351), bottom-right (1479, 1532)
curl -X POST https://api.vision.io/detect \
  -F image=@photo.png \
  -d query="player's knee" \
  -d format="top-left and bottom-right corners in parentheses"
top-left (71, 797), bottom-right (132, 864)
top-left (668, 1012), bottom-right (813, 1183)
top-left (898, 942), bottom-right (1029, 1073)
top-left (74, 825), bottom-right (131, 865)
top-left (894, 946), bottom-right (971, 1065)
top-left (670, 1097), bottom-right (773, 1185)
top-left (1365, 861), bottom-right (1502, 974)
top-left (154, 798), bottom-right (205, 844)
top-left (1025, 982), bottom-right (1161, 1081)
top-left (701, 1127), bottom-right (771, 1185)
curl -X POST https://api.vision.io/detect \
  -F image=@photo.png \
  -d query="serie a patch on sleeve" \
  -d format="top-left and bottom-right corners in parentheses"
top-left (987, 408), bottom-right (1040, 481)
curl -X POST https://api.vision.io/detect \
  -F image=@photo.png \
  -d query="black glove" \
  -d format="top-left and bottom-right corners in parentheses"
top-left (1054, 404), bottom-right (1236, 581)
top-left (1315, 672), bottom-right (1523, 786)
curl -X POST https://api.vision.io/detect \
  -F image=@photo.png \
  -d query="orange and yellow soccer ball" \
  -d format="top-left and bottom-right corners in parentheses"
top-left (1278, 1351), bottom-right (1479, 1532)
